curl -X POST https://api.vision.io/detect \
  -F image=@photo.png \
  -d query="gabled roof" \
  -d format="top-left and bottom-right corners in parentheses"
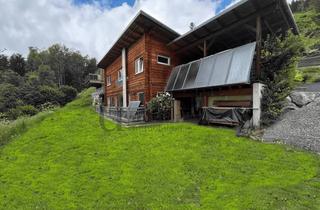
top-left (97, 11), bottom-right (180, 69)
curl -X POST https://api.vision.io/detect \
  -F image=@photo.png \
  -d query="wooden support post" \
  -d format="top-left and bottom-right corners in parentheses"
top-left (256, 15), bottom-right (262, 81)
top-left (203, 40), bottom-right (207, 57)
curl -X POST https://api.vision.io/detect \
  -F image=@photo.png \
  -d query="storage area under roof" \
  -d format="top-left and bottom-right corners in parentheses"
top-left (166, 42), bottom-right (256, 91)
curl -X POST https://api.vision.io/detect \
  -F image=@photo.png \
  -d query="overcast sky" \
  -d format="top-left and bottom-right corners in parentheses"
top-left (0, 0), bottom-right (292, 61)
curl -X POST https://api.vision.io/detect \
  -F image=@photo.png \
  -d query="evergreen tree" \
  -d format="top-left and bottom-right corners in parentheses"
top-left (9, 53), bottom-right (26, 76)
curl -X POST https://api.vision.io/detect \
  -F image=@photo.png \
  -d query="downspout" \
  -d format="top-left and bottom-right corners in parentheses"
top-left (122, 48), bottom-right (127, 107)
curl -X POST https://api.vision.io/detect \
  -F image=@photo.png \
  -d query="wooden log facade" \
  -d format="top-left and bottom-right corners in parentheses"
top-left (104, 32), bottom-right (179, 106)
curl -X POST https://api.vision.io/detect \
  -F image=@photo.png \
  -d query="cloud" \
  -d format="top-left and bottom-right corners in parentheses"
top-left (0, 0), bottom-right (217, 61)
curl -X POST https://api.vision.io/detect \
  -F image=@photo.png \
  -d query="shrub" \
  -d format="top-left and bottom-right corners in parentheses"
top-left (0, 83), bottom-right (23, 113)
top-left (59, 85), bottom-right (78, 105)
top-left (6, 108), bottom-right (22, 120)
top-left (19, 84), bottom-right (45, 107)
top-left (39, 102), bottom-right (59, 112)
top-left (17, 105), bottom-right (39, 116)
top-left (39, 85), bottom-right (65, 105)
top-left (260, 33), bottom-right (305, 126)
top-left (147, 92), bottom-right (173, 120)
top-left (5, 105), bottom-right (38, 120)
top-left (294, 70), bottom-right (304, 82)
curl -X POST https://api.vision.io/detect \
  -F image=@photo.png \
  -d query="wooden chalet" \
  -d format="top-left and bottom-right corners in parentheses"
top-left (97, 0), bottom-right (298, 126)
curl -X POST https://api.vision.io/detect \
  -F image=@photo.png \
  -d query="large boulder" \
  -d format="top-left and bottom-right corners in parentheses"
top-left (285, 96), bottom-right (292, 104)
top-left (290, 92), bottom-right (316, 107)
top-left (282, 102), bottom-right (299, 112)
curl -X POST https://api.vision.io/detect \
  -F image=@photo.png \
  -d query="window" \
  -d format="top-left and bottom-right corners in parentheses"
top-left (135, 57), bottom-right (144, 74)
top-left (106, 75), bottom-right (111, 86)
top-left (118, 69), bottom-right (123, 81)
top-left (107, 97), bottom-right (111, 106)
top-left (157, 55), bottom-right (170, 65)
top-left (137, 92), bottom-right (145, 106)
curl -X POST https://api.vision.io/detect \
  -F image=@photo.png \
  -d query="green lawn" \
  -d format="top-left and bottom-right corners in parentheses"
top-left (0, 89), bottom-right (319, 209)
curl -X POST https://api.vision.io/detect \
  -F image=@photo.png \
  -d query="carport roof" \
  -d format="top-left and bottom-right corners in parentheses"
top-left (168, 0), bottom-right (298, 54)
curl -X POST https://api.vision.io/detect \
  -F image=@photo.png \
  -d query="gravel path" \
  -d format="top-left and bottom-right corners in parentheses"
top-left (295, 82), bottom-right (320, 92)
top-left (263, 96), bottom-right (320, 153)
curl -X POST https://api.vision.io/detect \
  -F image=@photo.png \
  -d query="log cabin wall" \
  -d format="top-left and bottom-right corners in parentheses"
top-left (104, 55), bottom-right (122, 106)
top-left (145, 32), bottom-right (180, 102)
top-left (127, 35), bottom-right (146, 102)
top-left (104, 32), bottom-right (179, 106)
top-left (104, 35), bottom-right (145, 106)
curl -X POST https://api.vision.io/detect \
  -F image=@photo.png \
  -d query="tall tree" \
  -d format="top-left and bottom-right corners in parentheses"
top-left (26, 47), bottom-right (42, 72)
top-left (47, 44), bottom-right (67, 86)
top-left (37, 64), bottom-right (56, 87)
top-left (0, 54), bottom-right (9, 70)
top-left (310, 0), bottom-right (320, 12)
top-left (9, 53), bottom-right (26, 76)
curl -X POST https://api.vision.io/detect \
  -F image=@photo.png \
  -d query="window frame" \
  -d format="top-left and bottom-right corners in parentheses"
top-left (106, 75), bottom-right (111, 86)
top-left (135, 56), bottom-right (144, 75)
top-left (118, 69), bottom-right (123, 81)
top-left (157, 55), bottom-right (171, 66)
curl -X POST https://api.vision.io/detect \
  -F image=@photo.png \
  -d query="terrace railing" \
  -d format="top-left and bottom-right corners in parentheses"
top-left (96, 106), bottom-right (145, 123)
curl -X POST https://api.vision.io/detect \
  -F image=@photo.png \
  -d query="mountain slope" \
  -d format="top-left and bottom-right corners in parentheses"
top-left (0, 88), bottom-right (319, 209)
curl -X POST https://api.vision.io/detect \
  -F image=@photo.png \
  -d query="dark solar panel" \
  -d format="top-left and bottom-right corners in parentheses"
top-left (183, 60), bottom-right (201, 89)
top-left (166, 42), bottom-right (256, 91)
top-left (227, 43), bottom-right (255, 84)
top-left (173, 64), bottom-right (190, 90)
top-left (195, 55), bottom-right (216, 88)
top-left (166, 66), bottom-right (180, 91)
top-left (209, 50), bottom-right (233, 86)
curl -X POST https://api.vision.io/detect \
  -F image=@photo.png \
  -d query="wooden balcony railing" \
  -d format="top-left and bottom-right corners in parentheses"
top-left (89, 73), bottom-right (103, 83)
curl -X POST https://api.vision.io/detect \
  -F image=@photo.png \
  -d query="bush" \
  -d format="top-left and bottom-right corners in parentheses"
top-left (0, 83), bottom-right (23, 112)
top-left (20, 84), bottom-right (44, 107)
top-left (147, 92), bottom-right (173, 120)
top-left (6, 105), bottom-right (38, 120)
top-left (59, 85), bottom-right (78, 105)
top-left (261, 33), bottom-right (305, 126)
top-left (18, 105), bottom-right (39, 116)
top-left (39, 102), bottom-right (59, 112)
top-left (294, 70), bottom-right (304, 82)
top-left (6, 109), bottom-right (22, 120)
top-left (39, 85), bottom-right (65, 105)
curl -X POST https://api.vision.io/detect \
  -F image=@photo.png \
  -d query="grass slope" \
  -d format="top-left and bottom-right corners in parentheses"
top-left (0, 89), bottom-right (319, 209)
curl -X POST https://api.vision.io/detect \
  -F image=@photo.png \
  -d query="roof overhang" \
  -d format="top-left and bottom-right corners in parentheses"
top-left (168, 0), bottom-right (298, 55)
top-left (97, 11), bottom-right (180, 69)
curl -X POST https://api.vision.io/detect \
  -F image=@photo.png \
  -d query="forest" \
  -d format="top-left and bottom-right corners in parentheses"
top-left (0, 44), bottom-right (98, 120)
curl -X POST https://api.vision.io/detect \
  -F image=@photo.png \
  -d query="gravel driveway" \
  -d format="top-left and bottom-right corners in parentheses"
top-left (263, 96), bottom-right (320, 153)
